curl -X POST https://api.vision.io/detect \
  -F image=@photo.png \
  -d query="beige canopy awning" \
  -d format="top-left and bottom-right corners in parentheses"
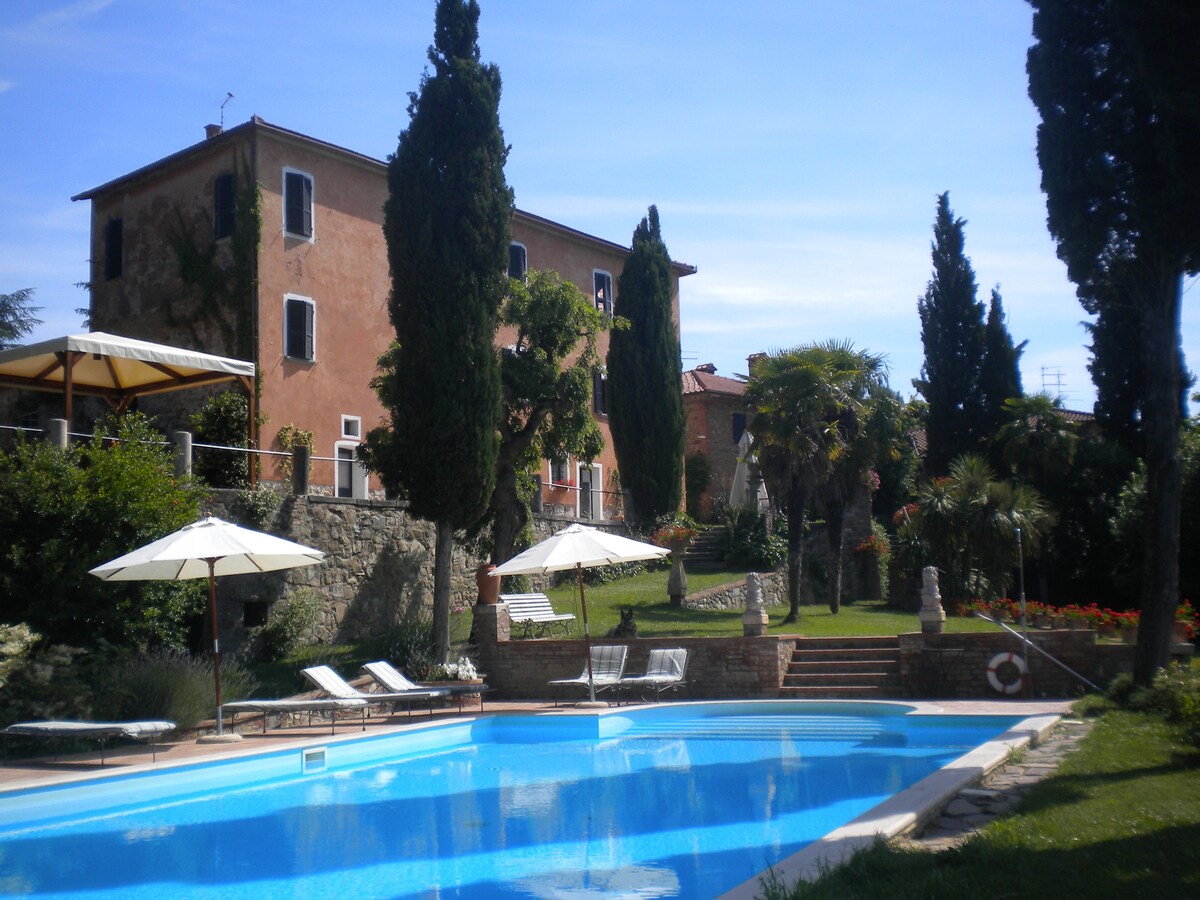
top-left (0, 331), bottom-right (258, 477)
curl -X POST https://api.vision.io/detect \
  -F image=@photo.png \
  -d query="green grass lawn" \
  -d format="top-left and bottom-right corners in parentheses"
top-left (540, 567), bottom-right (998, 640)
top-left (760, 705), bottom-right (1200, 899)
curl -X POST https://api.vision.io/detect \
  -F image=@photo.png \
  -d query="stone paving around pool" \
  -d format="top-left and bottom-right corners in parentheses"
top-left (898, 717), bottom-right (1094, 851)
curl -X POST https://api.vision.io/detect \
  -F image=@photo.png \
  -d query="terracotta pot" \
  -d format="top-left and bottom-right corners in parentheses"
top-left (1173, 622), bottom-right (1193, 644)
top-left (476, 564), bottom-right (500, 605)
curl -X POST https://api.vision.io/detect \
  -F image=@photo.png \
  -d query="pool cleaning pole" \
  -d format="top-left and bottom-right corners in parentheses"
top-left (1016, 526), bottom-right (1030, 696)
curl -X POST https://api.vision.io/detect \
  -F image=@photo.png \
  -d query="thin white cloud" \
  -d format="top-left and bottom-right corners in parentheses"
top-left (1, 0), bottom-right (116, 41)
top-left (0, 80), bottom-right (13, 93)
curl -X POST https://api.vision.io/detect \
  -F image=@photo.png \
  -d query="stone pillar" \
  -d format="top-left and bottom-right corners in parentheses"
top-left (292, 446), bottom-right (311, 495)
top-left (918, 566), bottom-right (946, 634)
top-left (173, 430), bottom-right (192, 477)
top-left (46, 418), bottom-right (68, 449)
top-left (667, 538), bottom-right (690, 607)
top-left (742, 572), bottom-right (769, 637)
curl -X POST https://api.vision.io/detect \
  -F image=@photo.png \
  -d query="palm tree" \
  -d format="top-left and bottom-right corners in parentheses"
top-left (745, 341), bottom-right (886, 622)
top-left (996, 393), bottom-right (1079, 489)
top-left (903, 455), bottom-right (1050, 605)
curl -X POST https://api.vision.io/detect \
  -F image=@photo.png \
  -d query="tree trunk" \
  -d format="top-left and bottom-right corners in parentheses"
top-left (783, 486), bottom-right (807, 624)
top-left (1134, 268), bottom-right (1184, 686)
top-left (433, 519), bottom-right (454, 664)
top-left (827, 502), bottom-right (845, 614)
top-left (490, 460), bottom-right (526, 566)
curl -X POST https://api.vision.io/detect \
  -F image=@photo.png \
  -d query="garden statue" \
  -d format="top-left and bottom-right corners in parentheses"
top-left (742, 572), bottom-right (768, 637)
top-left (918, 565), bottom-right (946, 634)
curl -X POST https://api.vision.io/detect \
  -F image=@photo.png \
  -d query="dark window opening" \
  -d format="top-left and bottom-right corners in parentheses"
top-left (336, 446), bottom-right (354, 498)
top-left (594, 271), bottom-right (612, 314)
top-left (732, 412), bottom-right (747, 445)
top-left (213, 172), bottom-right (236, 239)
top-left (243, 601), bottom-right (269, 628)
top-left (104, 218), bottom-right (123, 280)
top-left (508, 243), bottom-right (527, 280)
top-left (593, 371), bottom-right (607, 415)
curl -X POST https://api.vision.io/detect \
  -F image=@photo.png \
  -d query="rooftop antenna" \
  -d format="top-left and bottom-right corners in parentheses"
top-left (220, 92), bottom-right (234, 128)
top-left (1041, 366), bottom-right (1067, 401)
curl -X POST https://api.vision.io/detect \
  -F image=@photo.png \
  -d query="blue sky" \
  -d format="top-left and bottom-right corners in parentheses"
top-left (2, 0), bottom-right (1196, 410)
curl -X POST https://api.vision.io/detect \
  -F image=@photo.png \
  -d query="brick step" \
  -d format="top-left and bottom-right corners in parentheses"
top-left (793, 636), bottom-right (901, 650)
top-left (788, 660), bottom-right (899, 676)
top-left (779, 685), bottom-right (896, 699)
top-left (791, 651), bottom-right (899, 665)
top-left (784, 671), bottom-right (901, 686)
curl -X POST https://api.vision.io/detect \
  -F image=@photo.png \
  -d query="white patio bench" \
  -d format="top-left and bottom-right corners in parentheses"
top-left (501, 592), bottom-right (576, 638)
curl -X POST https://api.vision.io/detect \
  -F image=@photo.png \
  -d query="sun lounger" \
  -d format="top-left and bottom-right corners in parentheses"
top-left (2, 719), bottom-right (175, 764)
top-left (619, 648), bottom-right (689, 702)
top-left (301, 665), bottom-right (452, 717)
top-left (362, 660), bottom-right (491, 711)
top-left (548, 644), bottom-right (628, 703)
top-left (223, 697), bottom-right (370, 734)
top-left (501, 592), bottom-right (576, 638)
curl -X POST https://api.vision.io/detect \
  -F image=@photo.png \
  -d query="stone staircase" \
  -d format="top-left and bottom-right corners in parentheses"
top-left (780, 636), bottom-right (902, 699)
top-left (682, 527), bottom-right (726, 572)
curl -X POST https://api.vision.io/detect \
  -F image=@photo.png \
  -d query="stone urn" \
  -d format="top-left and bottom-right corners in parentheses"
top-left (476, 563), bottom-right (500, 605)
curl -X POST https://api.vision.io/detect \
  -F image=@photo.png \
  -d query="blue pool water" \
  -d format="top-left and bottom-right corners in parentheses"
top-left (0, 702), bottom-right (1022, 898)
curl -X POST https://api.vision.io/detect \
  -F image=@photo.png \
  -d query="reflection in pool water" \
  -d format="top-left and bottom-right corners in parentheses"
top-left (0, 702), bottom-right (1022, 898)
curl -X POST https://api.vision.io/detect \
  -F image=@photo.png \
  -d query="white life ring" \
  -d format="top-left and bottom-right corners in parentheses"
top-left (986, 652), bottom-right (1028, 695)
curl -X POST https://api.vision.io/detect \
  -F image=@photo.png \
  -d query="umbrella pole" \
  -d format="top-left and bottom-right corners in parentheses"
top-left (207, 558), bottom-right (224, 736)
top-left (578, 562), bottom-right (597, 704)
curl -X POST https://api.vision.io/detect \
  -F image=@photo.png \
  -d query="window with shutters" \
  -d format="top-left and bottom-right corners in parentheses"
top-left (104, 218), bottom-right (123, 280)
top-left (284, 295), bottom-right (315, 361)
top-left (593, 270), bottom-right (612, 314)
top-left (213, 172), bottom-right (235, 239)
top-left (508, 242), bottom-right (527, 280)
top-left (283, 168), bottom-right (314, 239)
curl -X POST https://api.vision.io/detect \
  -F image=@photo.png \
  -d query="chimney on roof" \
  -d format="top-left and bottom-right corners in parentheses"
top-left (696, 363), bottom-right (717, 374)
top-left (747, 353), bottom-right (766, 375)
top-left (204, 123), bottom-right (223, 139)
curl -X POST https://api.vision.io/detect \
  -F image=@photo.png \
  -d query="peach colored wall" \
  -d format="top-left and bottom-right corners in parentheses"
top-left (252, 132), bottom-right (390, 490)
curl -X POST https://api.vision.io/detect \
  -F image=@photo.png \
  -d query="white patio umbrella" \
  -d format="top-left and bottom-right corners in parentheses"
top-left (491, 524), bottom-right (669, 704)
top-left (89, 516), bottom-right (324, 736)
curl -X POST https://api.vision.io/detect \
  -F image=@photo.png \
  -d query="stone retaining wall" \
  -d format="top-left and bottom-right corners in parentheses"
top-left (899, 629), bottom-right (1135, 699)
top-left (471, 604), bottom-right (796, 699)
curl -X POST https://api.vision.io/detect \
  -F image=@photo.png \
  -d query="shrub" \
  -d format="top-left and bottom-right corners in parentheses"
top-left (723, 504), bottom-right (786, 570)
top-left (90, 648), bottom-right (258, 731)
top-left (0, 640), bottom-right (93, 728)
top-left (190, 389), bottom-right (250, 488)
top-left (1127, 664), bottom-right (1200, 747)
top-left (373, 609), bottom-right (439, 681)
top-left (259, 589), bottom-right (323, 662)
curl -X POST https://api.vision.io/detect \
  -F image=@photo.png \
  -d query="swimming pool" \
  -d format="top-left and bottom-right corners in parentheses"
top-left (0, 702), bottom-right (1032, 898)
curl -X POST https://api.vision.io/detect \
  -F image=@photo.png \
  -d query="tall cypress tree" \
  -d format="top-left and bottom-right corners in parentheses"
top-left (913, 192), bottom-right (988, 474)
top-left (364, 0), bottom-right (512, 662)
top-left (980, 287), bottom-right (1025, 453)
top-left (607, 206), bottom-right (685, 525)
top-left (1028, 0), bottom-right (1200, 683)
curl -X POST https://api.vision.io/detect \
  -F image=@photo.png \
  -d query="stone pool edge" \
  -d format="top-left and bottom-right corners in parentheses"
top-left (716, 703), bottom-right (1067, 900)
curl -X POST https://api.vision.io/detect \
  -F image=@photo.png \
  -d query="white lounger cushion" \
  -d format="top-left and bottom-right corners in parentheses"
top-left (4, 720), bottom-right (175, 738)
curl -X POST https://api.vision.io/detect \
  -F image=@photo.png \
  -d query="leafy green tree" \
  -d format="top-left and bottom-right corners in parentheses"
top-left (487, 269), bottom-right (606, 565)
top-left (745, 342), bottom-right (885, 622)
top-left (189, 389), bottom-right (249, 488)
top-left (1028, 0), bottom-right (1200, 683)
top-left (980, 287), bottom-right (1025, 459)
top-left (913, 193), bottom-right (988, 473)
top-left (0, 414), bottom-right (206, 649)
top-left (0, 287), bottom-right (42, 349)
top-left (364, 0), bottom-right (512, 663)
top-left (607, 205), bottom-right (685, 526)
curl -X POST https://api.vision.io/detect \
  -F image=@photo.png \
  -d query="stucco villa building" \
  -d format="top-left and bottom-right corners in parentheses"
top-left (72, 117), bottom-right (695, 521)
